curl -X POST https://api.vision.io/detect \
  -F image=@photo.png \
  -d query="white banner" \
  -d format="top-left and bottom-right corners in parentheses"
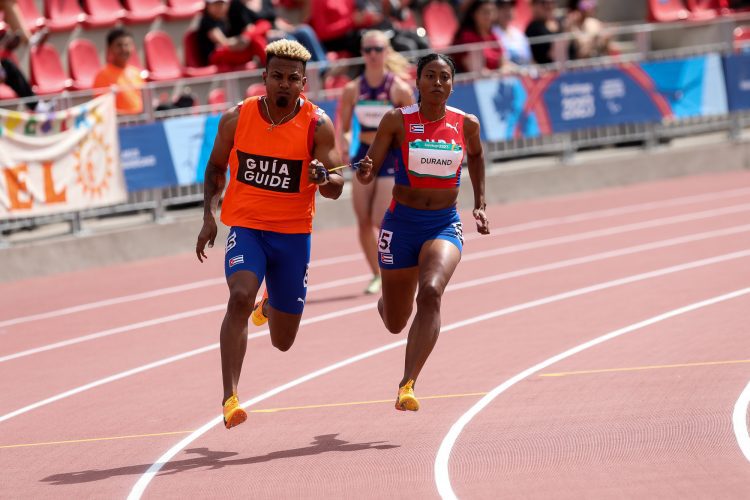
top-left (0, 94), bottom-right (126, 219)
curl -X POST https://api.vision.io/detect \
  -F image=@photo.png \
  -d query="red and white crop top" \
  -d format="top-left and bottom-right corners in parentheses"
top-left (392, 103), bottom-right (465, 189)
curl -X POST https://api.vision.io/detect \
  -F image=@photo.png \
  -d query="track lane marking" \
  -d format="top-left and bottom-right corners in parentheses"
top-left (128, 251), bottom-right (750, 499)
top-left (5, 219), bottom-right (750, 364)
top-left (540, 359), bottom-right (750, 377)
top-left (434, 287), bottom-right (750, 500)
top-left (4, 186), bottom-right (749, 328)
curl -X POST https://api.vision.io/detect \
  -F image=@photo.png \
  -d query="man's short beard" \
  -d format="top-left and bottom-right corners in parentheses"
top-left (275, 96), bottom-right (290, 108)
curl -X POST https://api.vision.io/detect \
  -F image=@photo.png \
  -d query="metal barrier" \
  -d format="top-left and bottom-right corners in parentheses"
top-left (2, 14), bottom-right (750, 245)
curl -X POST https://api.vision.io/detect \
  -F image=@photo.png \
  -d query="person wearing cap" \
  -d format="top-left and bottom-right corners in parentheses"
top-left (196, 0), bottom-right (269, 69)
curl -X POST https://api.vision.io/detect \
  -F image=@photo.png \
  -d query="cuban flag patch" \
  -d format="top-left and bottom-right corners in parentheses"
top-left (228, 255), bottom-right (244, 268)
top-left (410, 123), bottom-right (424, 134)
top-left (380, 253), bottom-right (394, 265)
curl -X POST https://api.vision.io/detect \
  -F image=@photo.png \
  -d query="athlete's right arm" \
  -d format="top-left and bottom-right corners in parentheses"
top-left (196, 107), bottom-right (240, 263)
top-left (357, 108), bottom-right (401, 185)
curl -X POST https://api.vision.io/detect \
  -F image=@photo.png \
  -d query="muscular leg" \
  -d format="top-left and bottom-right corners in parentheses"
top-left (378, 266), bottom-right (419, 334)
top-left (352, 176), bottom-right (379, 277)
top-left (400, 239), bottom-right (461, 388)
top-left (267, 306), bottom-right (303, 352)
top-left (220, 270), bottom-right (261, 403)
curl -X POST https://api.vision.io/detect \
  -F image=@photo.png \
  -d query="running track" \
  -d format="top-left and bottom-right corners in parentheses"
top-left (1, 171), bottom-right (749, 499)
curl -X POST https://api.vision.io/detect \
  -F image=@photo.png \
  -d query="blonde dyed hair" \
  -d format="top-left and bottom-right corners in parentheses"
top-left (266, 39), bottom-right (312, 65)
top-left (361, 30), bottom-right (410, 79)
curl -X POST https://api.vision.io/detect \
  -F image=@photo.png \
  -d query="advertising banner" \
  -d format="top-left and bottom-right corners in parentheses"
top-left (723, 53), bottom-right (750, 111)
top-left (472, 75), bottom-right (541, 140)
top-left (119, 122), bottom-right (178, 191)
top-left (0, 94), bottom-right (127, 219)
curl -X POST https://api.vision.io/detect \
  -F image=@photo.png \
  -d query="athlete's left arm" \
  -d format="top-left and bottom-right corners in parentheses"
top-left (464, 114), bottom-right (490, 235)
top-left (310, 112), bottom-right (345, 200)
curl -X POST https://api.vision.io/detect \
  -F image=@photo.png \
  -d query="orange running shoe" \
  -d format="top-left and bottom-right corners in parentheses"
top-left (223, 394), bottom-right (247, 429)
top-left (395, 379), bottom-right (419, 411)
top-left (251, 289), bottom-right (269, 326)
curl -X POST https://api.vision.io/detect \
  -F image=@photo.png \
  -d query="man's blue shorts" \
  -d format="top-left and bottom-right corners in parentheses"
top-left (377, 202), bottom-right (464, 270)
top-left (224, 227), bottom-right (311, 315)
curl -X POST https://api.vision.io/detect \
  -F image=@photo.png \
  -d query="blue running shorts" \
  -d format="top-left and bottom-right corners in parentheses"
top-left (378, 202), bottom-right (463, 270)
top-left (225, 227), bottom-right (311, 314)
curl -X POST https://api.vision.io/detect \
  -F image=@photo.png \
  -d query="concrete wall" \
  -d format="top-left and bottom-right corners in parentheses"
top-left (1, 135), bottom-right (749, 283)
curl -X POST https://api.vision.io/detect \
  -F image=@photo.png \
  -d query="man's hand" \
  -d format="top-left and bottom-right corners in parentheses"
top-left (356, 155), bottom-right (374, 184)
top-left (308, 159), bottom-right (329, 185)
top-left (196, 217), bottom-right (218, 262)
top-left (473, 207), bottom-right (490, 235)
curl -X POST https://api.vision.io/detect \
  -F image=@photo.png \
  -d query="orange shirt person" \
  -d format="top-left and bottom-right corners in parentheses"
top-left (195, 40), bottom-right (345, 430)
top-left (93, 28), bottom-right (144, 115)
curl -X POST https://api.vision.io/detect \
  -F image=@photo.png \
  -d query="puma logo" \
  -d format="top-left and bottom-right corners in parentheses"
top-left (446, 122), bottom-right (459, 133)
top-left (297, 297), bottom-right (305, 304)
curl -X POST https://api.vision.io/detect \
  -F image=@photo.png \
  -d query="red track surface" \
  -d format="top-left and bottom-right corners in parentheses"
top-left (1, 171), bottom-right (749, 499)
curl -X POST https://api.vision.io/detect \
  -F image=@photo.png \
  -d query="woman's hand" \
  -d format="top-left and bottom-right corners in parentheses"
top-left (473, 206), bottom-right (490, 235)
top-left (356, 155), bottom-right (375, 184)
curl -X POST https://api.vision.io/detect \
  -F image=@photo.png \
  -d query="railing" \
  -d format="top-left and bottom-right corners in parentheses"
top-left (2, 14), bottom-right (750, 245)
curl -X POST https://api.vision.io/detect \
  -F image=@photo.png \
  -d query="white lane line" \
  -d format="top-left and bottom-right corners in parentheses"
top-left (127, 251), bottom-right (750, 500)
top-left (5, 222), bottom-right (749, 364)
top-left (0, 302), bottom-right (376, 424)
top-left (0, 274), bottom-right (371, 364)
top-left (434, 288), bottom-right (750, 500)
top-left (4, 187), bottom-right (749, 328)
top-left (733, 381), bottom-right (750, 462)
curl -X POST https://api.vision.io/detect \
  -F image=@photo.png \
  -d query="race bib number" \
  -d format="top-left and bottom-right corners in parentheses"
top-left (452, 222), bottom-right (464, 245)
top-left (226, 231), bottom-right (237, 253)
top-left (378, 229), bottom-right (393, 253)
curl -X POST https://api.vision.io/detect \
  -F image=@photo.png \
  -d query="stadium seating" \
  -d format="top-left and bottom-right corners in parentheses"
top-left (44, 0), bottom-right (87, 32)
top-left (735, 25), bottom-right (750, 49)
top-left (183, 29), bottom-right (218, 76)
top-left (17, 0), bottom-right (46, 31)
top-left (165, 0), bottom-right (204, 20)
top-left (423, 0), bottom-right (458, 50)
top-left (512, 0), bottom-right (532, 31)
top-left (82, 0), bottom-right (127, 28)
top-left (29, 43), bottom-right (71, 94)
top-left (144, 31), bottom-right (183, 80)
top-left (648, 0), bottom-right (691, 22)
top-left (68, 38), bottom-right (101, 90)
top-left (123, 0), bottom-right (167, 24)
top-left (245, 83), bottom-right (265, 97)
top-left (684, 0), bottom-right (719, 18)
top-left (207, 87), bottom-right (226, 105)
top-left (0, 84), bottom-right (17, 100)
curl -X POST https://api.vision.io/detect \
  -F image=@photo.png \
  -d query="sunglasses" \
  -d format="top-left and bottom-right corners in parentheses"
top-left (362, 46), bottom-right (385, 54)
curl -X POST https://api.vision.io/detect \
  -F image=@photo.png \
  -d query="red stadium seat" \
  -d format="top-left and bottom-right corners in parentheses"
top-left (684, 0), bottom-right (719, 19)
top-left (245, 83), bottom-right (265, 97)
top-left (144, 31), bottom-right (183, 81)
top-left (735, 25), bottom-right (750, 50)
top-left (511, 0), bottom-right (532, 31)
top-left (81, 0), bottom-right (126, 28)
top-left (68, 38), bottom-right (101, 90)
top-left (165, 0), bottom-right (204, 20)
top-left (207, 87), bottom-right (226, 105)
top-left (324, 73), bottom-right (350, 90)
top-left (30, 43), bottom-right (72, 94)
top-left (0, 83), bottom-right (17, 100)
top-left (183, 29), bottom-right (219, 76)
top-left (17, 0), bottom-right (46, 31)
top-left (123, 0), bottom-right (167, 24)
top-left (422, 0), bottom-right (458, 50)
top-left (647, 0), bottom-right (690, 22)
top-left (44, 0), bottom-right (87, 32)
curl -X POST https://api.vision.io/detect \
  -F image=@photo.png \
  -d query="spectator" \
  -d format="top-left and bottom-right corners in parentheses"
top-left (196, 0), bottom-right (268, 69)
top-left (453, 0), bottom-right (503, 73)
top-left (565, 0), bottom-right (610, 59)
top-left (0, 1), bottom-right (48, 52)
top-left (230, 0), bottom-right (328, 66)
top-left (93, 28), bottom-right (145, 115)
top-left (525, 0), bottom-right (575, 64)
top-left (493, 0), bottom-right (532, 66)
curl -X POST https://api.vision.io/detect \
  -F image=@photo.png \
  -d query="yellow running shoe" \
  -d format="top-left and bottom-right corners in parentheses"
top-left (251, 289), bottom-right (269, 326)
top-left (364, 275), bottom-right (382, 295)
top-left (395, 379), bottom-right (419, 411)
top-left (223, 394), bottom-right (247, 429)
